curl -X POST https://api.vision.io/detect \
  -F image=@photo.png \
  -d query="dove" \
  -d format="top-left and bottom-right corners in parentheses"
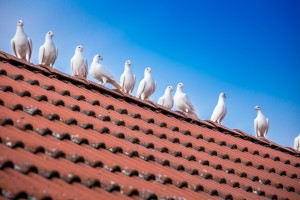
top-left (71, 45), bottom-right (88, 78)
top-left (294, 134), bottom-right (300, 151)
top-left (11, 20), bottom-right (32, 62)
top-left (210, 92), bottom-right (227, 124)
top-left (136, 67), bottom-right (156, 100)
top-left (158, 86), bottom-right (174, 109)
top-left (254, 106), bottom-right (269, 138)
top-left (39, 31), bottom-right (58, 67)
top-left (174, 82), bottom-right (199, 118)
top-left (120, 60), bottom-right (136, 94)
top-left (89, 54), bottom-right (122, 90)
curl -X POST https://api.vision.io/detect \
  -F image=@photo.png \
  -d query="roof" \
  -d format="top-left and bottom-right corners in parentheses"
top-left (0, 50), bottom-right (299, 200)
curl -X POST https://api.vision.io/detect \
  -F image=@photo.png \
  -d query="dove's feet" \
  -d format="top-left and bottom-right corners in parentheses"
top-left (39, 64), bottom-right (54, 73)
top-left (146, 100), bottom-right (156, 106)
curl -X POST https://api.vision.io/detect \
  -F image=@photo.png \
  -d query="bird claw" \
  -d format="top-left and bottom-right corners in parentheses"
top-left (38, 64), bottom-right (54, 73)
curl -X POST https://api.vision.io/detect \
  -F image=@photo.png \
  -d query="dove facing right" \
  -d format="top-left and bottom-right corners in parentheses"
top-left (89, 54), bottom-right (122, 90)
top-left (210, 92), bottom-right (227, 124)
top-left (294, 134), bottom-right (300, 151)
top-left (39, 31), bottom-right (58, 67)
top-left (158, 86), bottom-right (174, 109)
top-left (71, 45), bottom-right (88, 78)
top-left (11, 20), bottom-right (32, 62)
top-left (174, 82), bottom-right (199, 119)
top-left (136, 67), bottom-right (156, 100)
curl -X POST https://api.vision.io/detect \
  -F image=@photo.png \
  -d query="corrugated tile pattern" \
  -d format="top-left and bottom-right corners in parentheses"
top-left (0, 51), bottom-right (299, 200)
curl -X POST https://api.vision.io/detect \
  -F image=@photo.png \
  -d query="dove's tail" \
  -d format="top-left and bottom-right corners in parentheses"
top-left (189, 110), bottom-right (200, 119)
top-left (110, 80), bottom-right (122, 90)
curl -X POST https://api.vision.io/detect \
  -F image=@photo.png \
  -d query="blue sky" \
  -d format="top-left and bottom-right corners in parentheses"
top-left (0, 0), bottom-right (299, 147)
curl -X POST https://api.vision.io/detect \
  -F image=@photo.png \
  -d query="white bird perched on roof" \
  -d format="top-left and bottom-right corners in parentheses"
top-left (136, 67), bottom-right (156, 100)
top-left (158, 86), bottom-right (174, 109)
top-left (210, 92), bottom-right (227, 124)
top-left (120, 60), bottom-right (136, 94)
top-left (11, 20), bottom-right (32, 62)
top-left (71, 45), bottom-right (88, 78)
top-left (174, 82), bottom-right (199, 119)
top-left (254, 106), bottom-right (269, 138)
top-left (89, 54), bottom-right (122, 90)
top-left (294, 134), bottom-right (300, 151)
top-left (39, 31), bottom-right (58, 67)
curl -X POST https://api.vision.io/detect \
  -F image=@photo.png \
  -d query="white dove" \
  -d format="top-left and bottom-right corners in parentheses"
top-left (294, 134), bottom-right (300, 151)
top-left (120, 60), bottom-right (136, 94)
top-left (11, 20), bottom-right (32, 62)
top-left (254, 106), bottom-right (269, 138)
top-left (158, 86), bottom-right (174, 109)
top-left (71, 45), bottom-right (88, 78)
top-left (39, 31), bottom-right (58, 67)
top-left (89, 54), bottom-right (122, 90)
top-left (136, 67), bottom-right (156, 100)
top-left (210, 92), bottom-right (227, 124)
top-left (174, 82), bottom-right (199, 118)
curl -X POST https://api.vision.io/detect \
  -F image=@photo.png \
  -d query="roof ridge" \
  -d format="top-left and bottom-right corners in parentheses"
top-left (1, 50), bottom-right (299, 157)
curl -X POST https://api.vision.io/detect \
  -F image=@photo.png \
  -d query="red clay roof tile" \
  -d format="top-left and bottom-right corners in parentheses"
top-left (0, 51), bottom-right (300, 199)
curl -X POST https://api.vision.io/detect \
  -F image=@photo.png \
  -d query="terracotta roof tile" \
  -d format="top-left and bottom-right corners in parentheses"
top-left (0, 51), bottom-right (300, 199)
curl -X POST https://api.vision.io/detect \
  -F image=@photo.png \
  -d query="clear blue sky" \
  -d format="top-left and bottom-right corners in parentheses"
top-left (1, 0), bottom-right (299, 147)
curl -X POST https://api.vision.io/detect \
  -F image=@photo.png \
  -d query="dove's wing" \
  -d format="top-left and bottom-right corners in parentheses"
top-left (11, 39), bottom-right (16, 56)
top-left (266, 118), bottom-right (269, 136)
top-left (130, 75), bottom-right (136, 94)
top-left (54, 47), bottom-right (58, 65)
top-left (133, 75), bottom-right (136, 86)
top-left (254, 118), bottom-right (258, 137)
top-left (158, 96), bottom-right (164, 106)
top-left (84, 59), bottom-right (88, 77)
top-left (39, 45), bottom-right (45, 64)
top-left (219, 105), bottom-right (227, 122)
top-left (211, 105), bottom-right (220, 122)
top-left (71, 59), bottom-right (74, 75)
top-left (120, 73), bottom-right (125, 88)
top-left (136, 79), bottom-right (146, 98)
top-left (154, 82), bottom-right (157, 93)
top-left (99, 65), bottom-right (115, 81)
top-left (28, 37), bottom-right (32, 60)
top-left (294, 136), bottom-right (300, 150)
top-left (183, 94), bottom-right (195, 111)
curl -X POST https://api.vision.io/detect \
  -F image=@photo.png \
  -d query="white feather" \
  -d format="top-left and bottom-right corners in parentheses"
top-left (254, 106), bottom-right (269, 138)
top-left (210, 93), bottom-right (227, 124)
top-left (157, 86), bottom-right (174, 109)
top-left (39, 31), bottom-right (58, 67)
top-left (71, 45), bottom-right (88, 78)
top-left (89, 54), bottom-right (121, 89)
top-left (11, 20), bottom-right (32, 62)
top-left (120, 60), bottom-right (135, 94)
top-left (136, 67), bottom-right (156, 100)
top-left (174, 83), bottom-right (199, 118)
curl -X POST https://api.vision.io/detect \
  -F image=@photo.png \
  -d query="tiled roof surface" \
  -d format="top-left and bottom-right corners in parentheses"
top-left (0, 50), bottom-right (299, 200)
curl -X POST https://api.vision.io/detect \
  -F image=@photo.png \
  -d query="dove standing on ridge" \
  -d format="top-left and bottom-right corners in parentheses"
top-left (294, 134), bottom-right (300, 151)
top-left (71, 45), bottom-right (88, 78)
top-left (158, 86), bottom-right (174, 109)
top-left (254, 106), bottom-right (269, 138)
top-left (11, 20), bottom-right (32, 62)
top-left (210, 93), bottom-right (227, 124)
top-left (120, 60), bottom-right (136, 94)
top-left (89, 54), bottom-right (122, 90)
top-left (136, 67), bottom-right (156, 100)
top-left (39, 31), bottom-right (58, 67)
top-left (174, 82), bottom-right (199, 119)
